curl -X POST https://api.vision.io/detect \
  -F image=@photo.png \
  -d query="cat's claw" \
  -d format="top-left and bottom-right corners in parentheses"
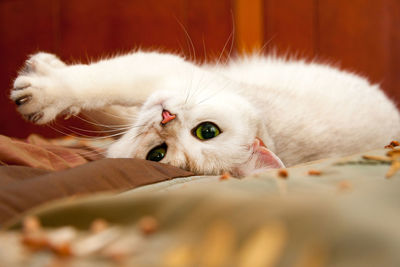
top-left (26, 112), bottom-right (44, 123)
top-left (14, 95), bottom-right (32, 106)
top-left (61, 106), bottom-right (80, 120)
top-left (10, 52), bottom-right (73, 124)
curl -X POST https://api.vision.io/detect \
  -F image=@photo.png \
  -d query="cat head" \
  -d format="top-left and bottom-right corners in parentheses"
top-left (107, 76), bottom-right (284, 176)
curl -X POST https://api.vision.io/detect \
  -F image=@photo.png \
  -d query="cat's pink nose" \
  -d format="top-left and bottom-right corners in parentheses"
top-left (161, 110), bottom-right (176, 125)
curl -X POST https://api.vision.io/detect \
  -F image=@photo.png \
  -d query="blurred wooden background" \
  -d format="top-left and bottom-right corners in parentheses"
top-left (1, 0), bottom-right (399, 138)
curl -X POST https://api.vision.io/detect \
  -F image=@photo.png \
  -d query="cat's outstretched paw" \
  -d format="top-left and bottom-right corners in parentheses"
top-left (10, 53), bottom-right (79, 124)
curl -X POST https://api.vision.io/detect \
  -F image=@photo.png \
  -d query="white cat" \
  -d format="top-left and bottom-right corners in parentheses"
top-left (10, 51), bottom-right (400, 176)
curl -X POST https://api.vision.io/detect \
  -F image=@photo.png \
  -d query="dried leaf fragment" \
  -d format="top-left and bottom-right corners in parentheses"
top-left (23, 216), bottom-right (41, 233)
top-left (72, 227), bottom-right (121, 256)
top-left (387, 149), bottom-right (400, 159)
top-left (21, 234), bottom-right (49, 251)
top-left (362, 155), bottom-right (392, 162)
top-left (47, 227), bottom-right (77, 257)
top-left (21, 216), bottom-right (48, 251)
top-left (91, 219), bottom-right (109, 233)
top-left (102, 234), bottom-right (142, 262)
top-left (384, 149), bottom-right (400, 178)
top-left (138, 216), bottom-right (158, 235)
top-left (385, 140), bottom-right (400, 149)
top-left (219, 172), bottom-right (231, 181)
top-left (386, 160), bottom-right (400, 178)
top-left (307, 170), bottom-right (322, 176)
top-left (338, 181), bottom-right (352, 192)
top-left (277, 169), bottom-right (288, 179)
top-left (50, 242), bottom-right (72, 257)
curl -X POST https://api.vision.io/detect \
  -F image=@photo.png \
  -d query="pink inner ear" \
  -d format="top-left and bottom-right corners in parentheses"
top-left (252, 137), bottom-right (285, 169)
top-left (231, 137), bottom-right (285, 177)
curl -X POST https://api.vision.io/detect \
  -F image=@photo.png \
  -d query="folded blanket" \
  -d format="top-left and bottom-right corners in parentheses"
top-left (1, 148), bottom-right (399, 266)
top-left (0, 134), bottom-right (104, 170)
top-left (0, 135), bottom-right (193, 225)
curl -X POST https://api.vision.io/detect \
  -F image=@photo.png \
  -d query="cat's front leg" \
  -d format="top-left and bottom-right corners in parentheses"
top-left (11, 51), bottom-right (193, 124)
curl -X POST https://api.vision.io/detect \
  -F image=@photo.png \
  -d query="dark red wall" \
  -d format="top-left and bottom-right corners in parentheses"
top-left (1, 0), bottom-right (399, 138)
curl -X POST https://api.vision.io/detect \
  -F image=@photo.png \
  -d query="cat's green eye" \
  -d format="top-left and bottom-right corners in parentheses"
top-left (146, 143), bottom-right (167, 162)
top-left (193, 122), bottom-right (221, 140)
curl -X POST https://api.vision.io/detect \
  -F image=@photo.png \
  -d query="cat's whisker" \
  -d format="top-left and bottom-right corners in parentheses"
top-left (226, 10), bottom-right (236, 63)
top-left (97, 109), bottom-right (137, 120)
top-left (48, 137), bottom-right (109, 161)
top-left (189, 71), bottom-right (210, 105)
top-left (184, 12), bottom-right (236, 107)
top-left (80, 113), bottom-right (135, 128)
top-left (185, 83), bottom-right (202, 106)
top-left (182, 20), bottom-right (236, 108)
top-left (259, 34), bottom-right (277, 55)
top-left (50, 144), bottom-right (109, 163)
top-left (72, 114), bottom-right (134, 129)
top-left (174, 16), bottom-right (196, 63)
top-left (58, 126), bottom-right (129, 141)
top-left (184, 66), bottom-right (205, 106)
top-left (129, 131), bottom-right (145, 143)
top-left (45, 147), bottom-right (107, 164)
top-left (184, 67), bottom-right (196, 105)
top-left (187, 65), bottom-right (234, 107)
top-left (54, 121), bottom-right (131, 140)
top-left (47, 124), bottom-right (112, 146)
top-left (215, 16), bottom-right (235, 66)
top-left (68, 125), bottom-right (132, 134)
top-left (50, 126), bottom-right (123, 161)
top-left (202, 37), bottom-right (207, 61)
top-left (196, 80), bottom-right (233, 105)
top-left (48, 121), bottom-right (138, 159)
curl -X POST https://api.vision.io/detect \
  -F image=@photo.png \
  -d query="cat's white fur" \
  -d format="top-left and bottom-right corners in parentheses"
top-left (10, 51), bottom-right (400, 176)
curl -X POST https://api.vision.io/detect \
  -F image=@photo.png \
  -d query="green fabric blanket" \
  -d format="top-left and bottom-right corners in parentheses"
top-left (1, 148), bottom-right (400, 266)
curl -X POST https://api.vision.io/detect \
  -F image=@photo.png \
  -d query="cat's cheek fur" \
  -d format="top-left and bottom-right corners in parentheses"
top-left (107, 134), bottom-right (136, 158)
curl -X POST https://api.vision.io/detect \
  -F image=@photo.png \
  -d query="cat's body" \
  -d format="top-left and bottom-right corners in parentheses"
top-left (10, 51), bottom-right (400, 176)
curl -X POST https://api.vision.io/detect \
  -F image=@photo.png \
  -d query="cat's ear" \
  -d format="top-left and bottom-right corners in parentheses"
top-left (233, 138), bottom-right (285, 176)
top-left (251, 137), bottom-right (284, 169)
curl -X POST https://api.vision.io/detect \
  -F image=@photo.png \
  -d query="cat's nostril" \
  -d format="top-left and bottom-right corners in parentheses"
top-left (161, 110), bottom-right (176, 125)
